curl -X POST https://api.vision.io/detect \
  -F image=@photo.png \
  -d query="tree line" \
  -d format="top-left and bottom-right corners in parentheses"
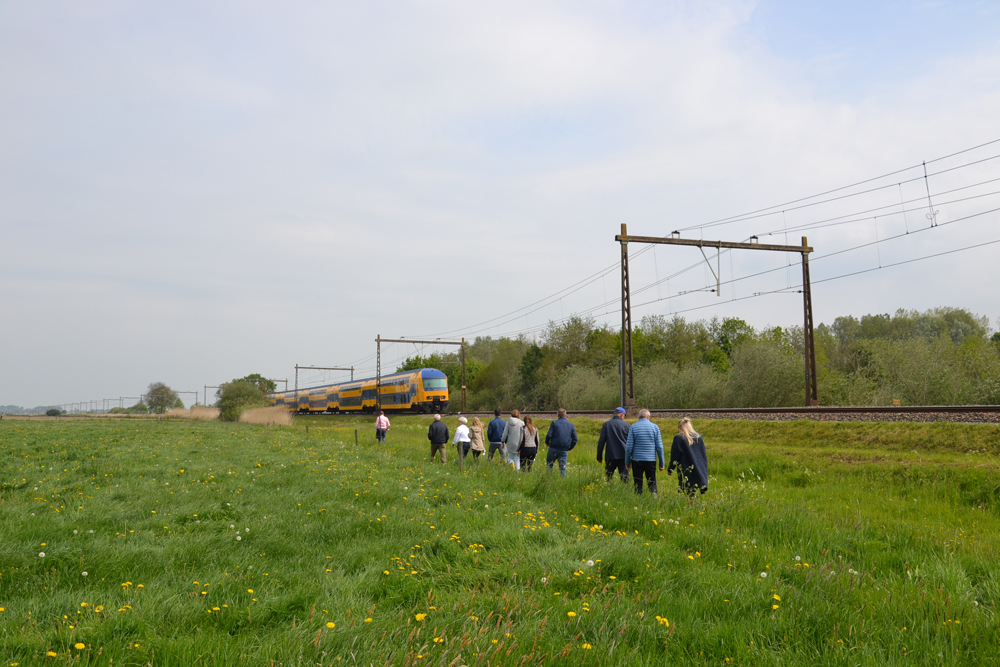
top-left (398, 307), bottom-right (1000, 409)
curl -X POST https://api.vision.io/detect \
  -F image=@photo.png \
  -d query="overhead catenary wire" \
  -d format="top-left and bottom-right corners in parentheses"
top-left (675, 137), bottom-right (1000, 233)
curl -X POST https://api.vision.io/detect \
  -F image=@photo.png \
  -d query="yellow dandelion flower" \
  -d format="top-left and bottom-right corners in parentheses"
top-left (247, 589), bottom-right (253, 593)
top-left (326, 622), bottom-right (335, 628)
top-left (567, 611), bottom-right (577, 617)
top-left (582, 643), bottom-right (592, 649)
top-left (74, 643), bottom-right (85, 650)
top-left (364, 617), bottom-right (372, 623)
top-left (47, 653), bottom-right (58, 657)
top-left (773, 594), bottom-right (781, 601)
top-left (415, 613), bottom-right (427, 621)
top-left (772, 604), bottom-right (780, 610)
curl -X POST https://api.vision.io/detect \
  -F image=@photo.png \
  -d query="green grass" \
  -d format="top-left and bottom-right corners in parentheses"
top-left (1, 415), bottom-right (998, 666)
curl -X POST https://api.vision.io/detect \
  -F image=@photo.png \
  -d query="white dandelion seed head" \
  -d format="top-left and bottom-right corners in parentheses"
top-left (88, 530), bottom-right (93, 533)
top-left (31, 513), bottom-right (35, 516)
top-left (34, 487), bottom-right (38, 490)
top-left (760, 572), bottom-right (767, 578)
top-left (236, 536), bottom-right (242, 541)
top-left (598, 525), bottom-right (603, 530)
top-left (73, 530), bottom-right (78, 534)
top-left (795, 556), bottom-right (801, 561)
top-left (485, 505), bottom-right (488, 508)
top-left (586, 560), bottom-right (595, 567)
top-left (541, 577), bottom-right (547, 583)
top-left (81, 571), bottom-right (88, 576)
top-left (604, 503), bottom-right (608, 506)
top-left (245, 528), bottom-right (249, 533)
top-left (230, 525), bottom-right (235, 529)
top-left (39, 552), bottom-right (45, 558)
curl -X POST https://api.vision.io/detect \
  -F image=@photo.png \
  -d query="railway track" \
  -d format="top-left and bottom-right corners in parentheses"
top-left (442, 405), bottom-right (1000, 424)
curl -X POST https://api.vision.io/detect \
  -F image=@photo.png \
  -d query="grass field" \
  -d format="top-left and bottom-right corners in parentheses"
top-left (1, 415), bottom-right (999, 666)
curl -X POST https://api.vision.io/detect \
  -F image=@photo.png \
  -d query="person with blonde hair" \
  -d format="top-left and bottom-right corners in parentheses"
top-left (468, 417), bottom-right (486, 459)
top-left (667, 417), bottom-right (709, 496)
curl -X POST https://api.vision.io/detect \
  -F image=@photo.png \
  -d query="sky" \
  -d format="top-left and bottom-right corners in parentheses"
top-left (2, 0), bottom-right (1000, 407)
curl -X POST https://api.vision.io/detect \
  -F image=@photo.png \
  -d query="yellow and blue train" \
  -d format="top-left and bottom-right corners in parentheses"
top-left (268, 368), bottom-right (449, 414)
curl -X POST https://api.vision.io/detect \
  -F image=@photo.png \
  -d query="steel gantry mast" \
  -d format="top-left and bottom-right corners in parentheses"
top-left (616, 224), bottom-right (819, 407)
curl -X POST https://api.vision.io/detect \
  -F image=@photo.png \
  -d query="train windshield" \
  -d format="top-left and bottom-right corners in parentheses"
top-left (423, 378), bottom-right (447, 390)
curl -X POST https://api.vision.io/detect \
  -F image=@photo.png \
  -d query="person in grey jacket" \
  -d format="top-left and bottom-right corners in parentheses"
top-left (597, 407), bottom-right (630, 482)
top-left (500, 410), bottom-right (525, 470)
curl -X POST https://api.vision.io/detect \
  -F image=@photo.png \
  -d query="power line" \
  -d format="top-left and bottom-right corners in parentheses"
top-left (676, 137), bottom-right (1000, 233)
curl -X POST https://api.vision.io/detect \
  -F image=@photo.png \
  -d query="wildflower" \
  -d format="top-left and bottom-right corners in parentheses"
top-left (582, 643), bottom-right (592, 649)
top-left (47, 652), bottom-right (57, 657)
top-left (94, 606), bottom-right (104, 612)
top-left (567, 611), bottom-right (577, 617)
top-left (364, 618), bottom-right (372, 623)
top-left (586, 560), bottom-right (595, 567)
top-left (236, 536), bottom-right (242, 541)
top-left (81, 572), bottom-right (88, 576)
top-left (433, 637), bottom-right (443, 643)
top-left (247, 589), bottom-right (253, 593)
top-left (326, 622), bottom-right (335, 628)
top-left (760, 572), bottom-right (767, 578)
top-left (74, 643), bottom-right (85, 650)
top-left (772, 604), bottom-right (780, 610)
top-left (541, 577), bottom-right (547, 583)
top-left (773, 594), bottom-right (781, 601)
top-left (38, 552), bottom-right (45, 558)
top-left (794, 556), bottom-right (801, 561)
top-left (415, 613), bottom-right (427, 621)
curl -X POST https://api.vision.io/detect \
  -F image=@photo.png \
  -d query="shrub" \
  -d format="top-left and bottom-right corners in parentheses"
top-left (45, 408), bottom-right (62, 417)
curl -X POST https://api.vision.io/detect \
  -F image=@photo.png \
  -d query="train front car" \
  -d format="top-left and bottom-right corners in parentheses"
top-left (418, 368), bottom-right (449, 413)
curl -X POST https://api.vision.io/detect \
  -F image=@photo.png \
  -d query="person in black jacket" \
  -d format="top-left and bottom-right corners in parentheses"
top-left (597, 407), bottom-right (630, 482)
top-left (427, 414), bottom-right (449, 464)
top-left (667, 417), bottom-right (708, 496)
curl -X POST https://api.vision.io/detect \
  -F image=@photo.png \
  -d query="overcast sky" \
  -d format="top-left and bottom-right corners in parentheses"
top-left (3, 0), bottom-right (1000, 407)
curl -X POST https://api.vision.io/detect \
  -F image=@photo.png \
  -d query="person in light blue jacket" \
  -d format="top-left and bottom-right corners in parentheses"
top-left (624, 409), bottom-right (665, 494)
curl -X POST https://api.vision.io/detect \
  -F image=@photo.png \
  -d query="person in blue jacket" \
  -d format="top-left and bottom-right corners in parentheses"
top-left (624, 409), bottom-right (664, 494)
top-left (667, 417), bottom-right (709, 496)
top-left (544, 408), bottom-right (578, 477)
top-left (487, 409), bottom-right (506, 461)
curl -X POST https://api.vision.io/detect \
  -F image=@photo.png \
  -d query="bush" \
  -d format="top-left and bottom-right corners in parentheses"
top-left (216, 381), bottom-right (267, 422)
top-left (45, 408), bottom-right (62, 417)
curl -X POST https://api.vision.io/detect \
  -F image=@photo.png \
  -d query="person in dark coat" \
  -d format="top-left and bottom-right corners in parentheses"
top-left (667, 417), bottom-right (708, 495)
top-left (427, 414), bottom-right (449, 464)
top-left (486, 409), bottom-right (506, 461)
top-left (597, 407), bottom-right (630, 482)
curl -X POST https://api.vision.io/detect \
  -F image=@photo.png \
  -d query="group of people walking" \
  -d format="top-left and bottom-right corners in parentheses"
top-left (376, 407), bottom-right (708, 494)
top-left (597, 408), bottom-right (709, 495)
top-left (423, 408), bottom-right (578, 476)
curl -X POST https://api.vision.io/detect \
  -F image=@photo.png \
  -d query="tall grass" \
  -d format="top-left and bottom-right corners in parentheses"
top-left (238, 406), bottom-right (292, 426)
top-left (1, 416), bottom-right (997, 665)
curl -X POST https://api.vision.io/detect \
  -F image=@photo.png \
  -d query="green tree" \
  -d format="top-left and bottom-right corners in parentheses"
top-left (241, 374), bottom-right (278, 394)
top-left (45, 408), bottom-right (62, 417)
top-left (216, 380), bottom-right (267, 422)
top-left (145, 383), bottom-right (179, 414)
